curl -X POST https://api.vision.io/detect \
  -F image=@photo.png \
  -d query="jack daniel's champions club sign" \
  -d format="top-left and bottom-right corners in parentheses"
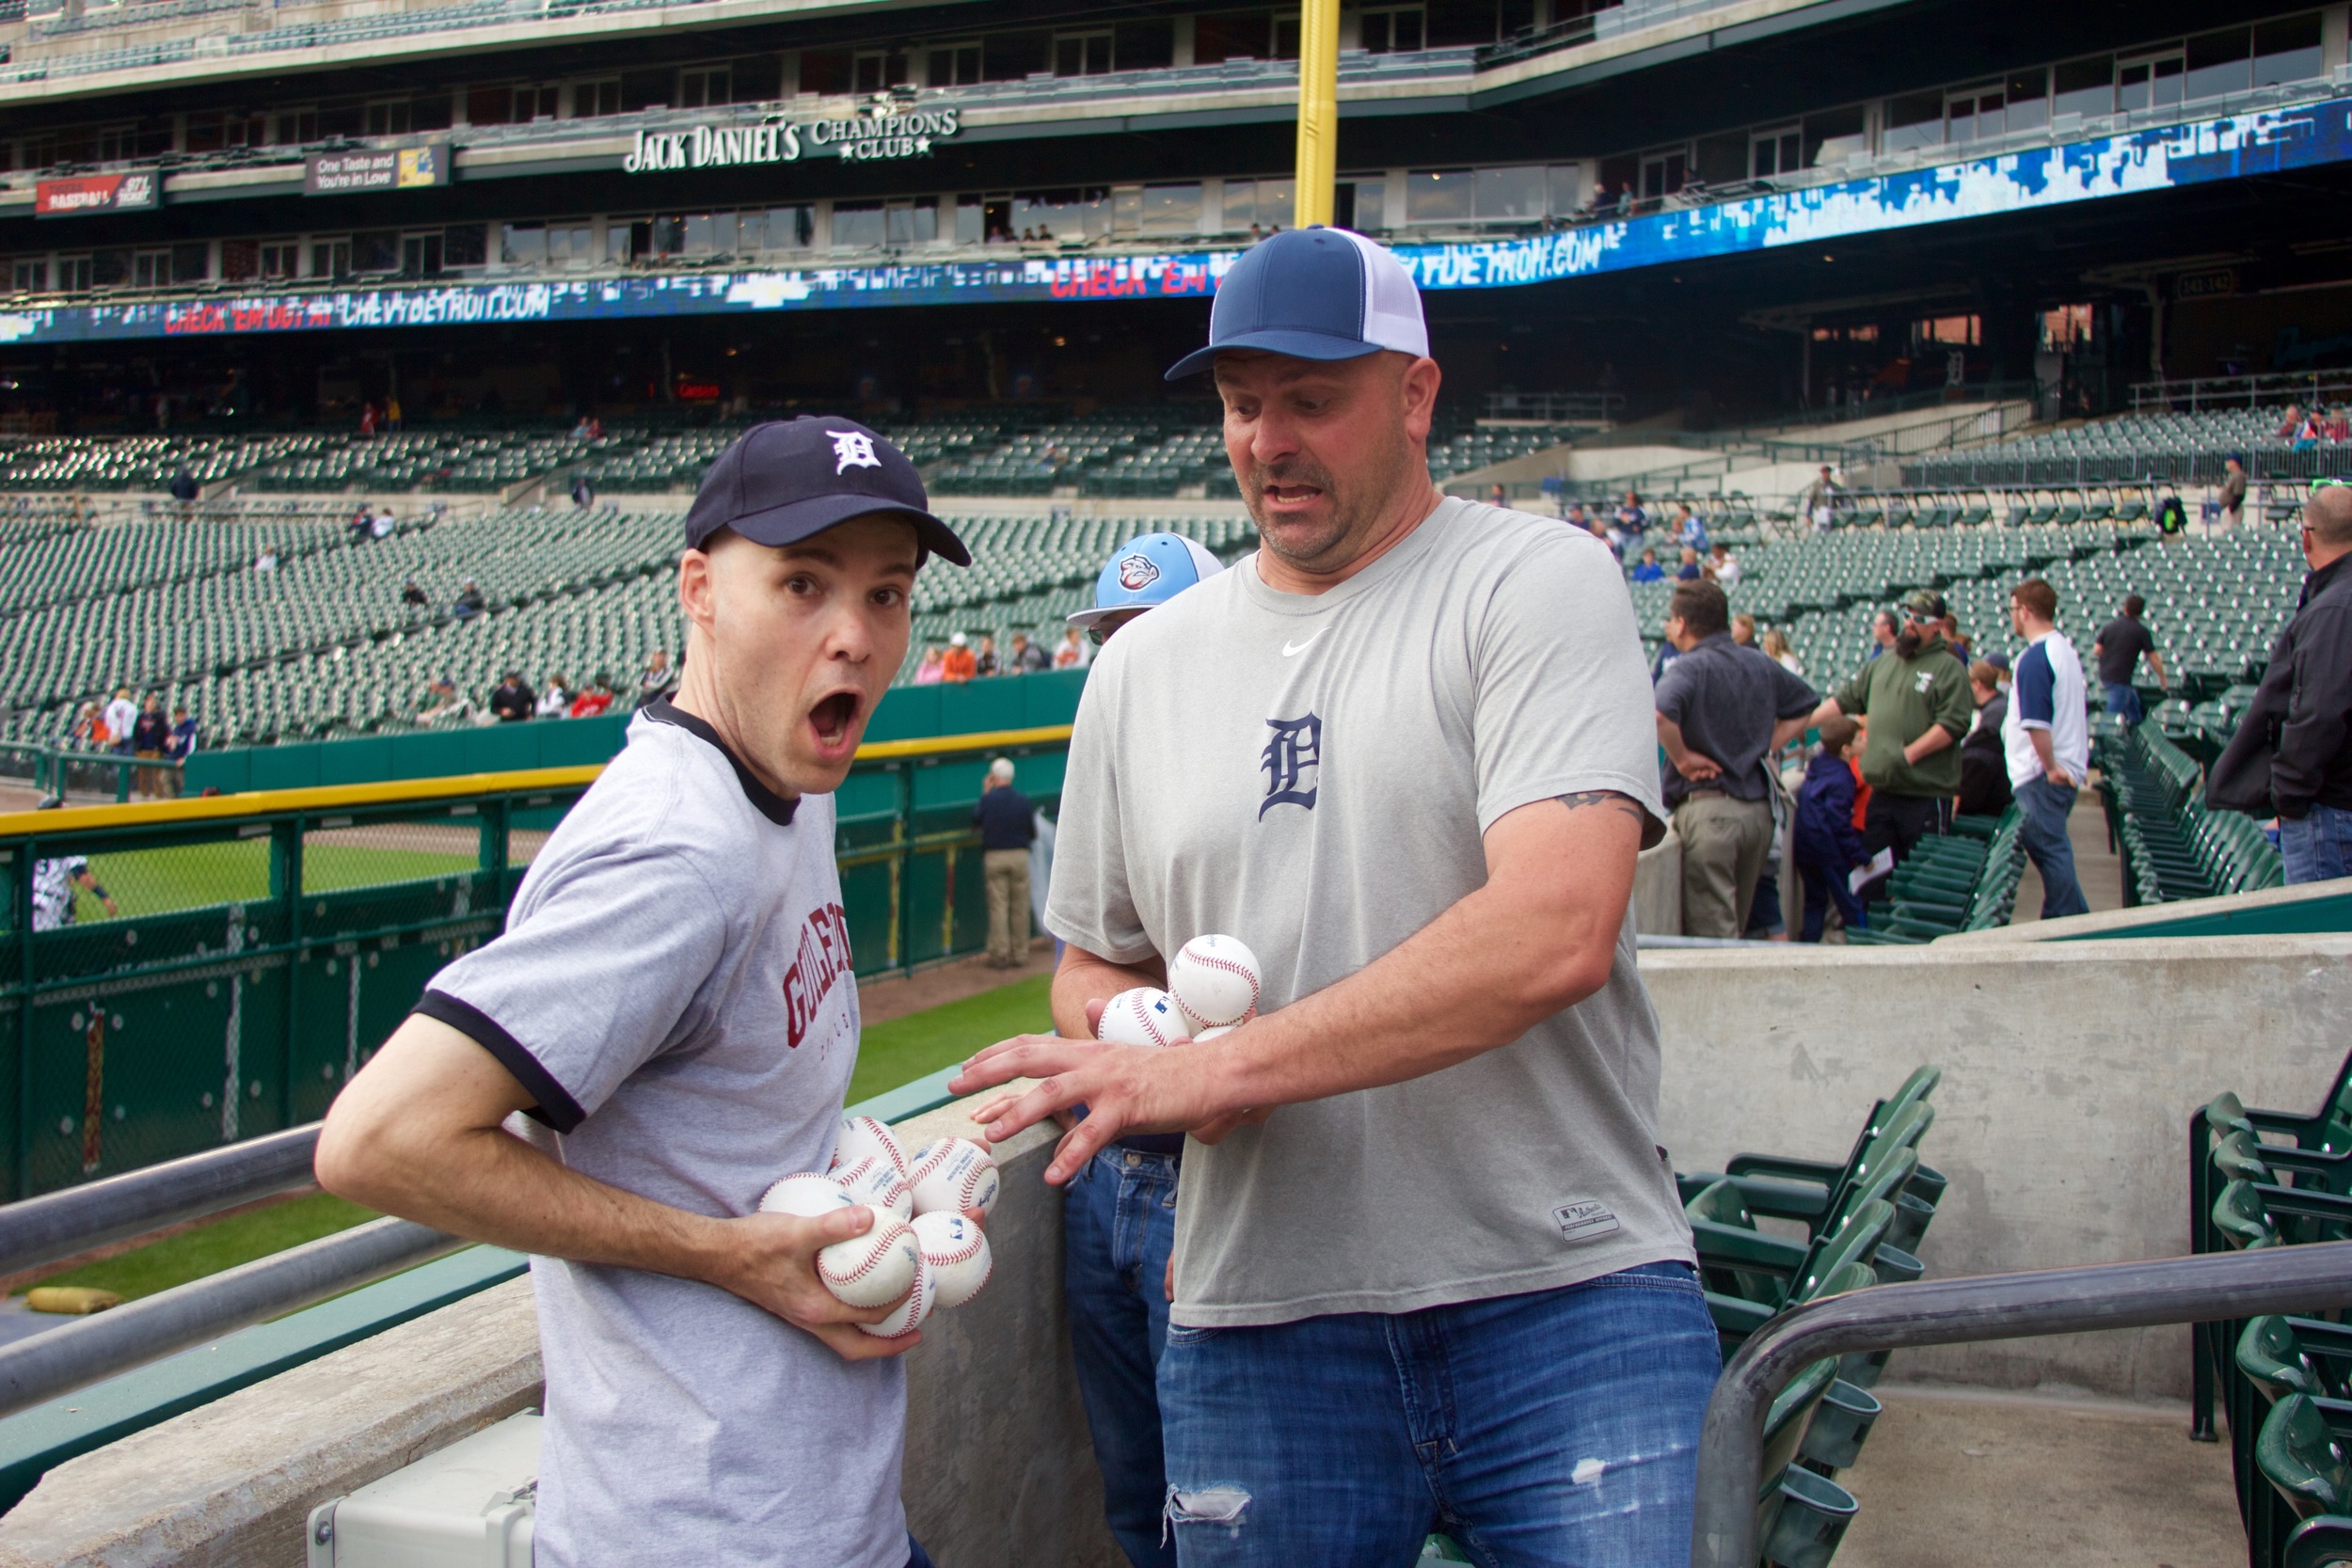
top-left (625, 109), bottom-right (961, 173)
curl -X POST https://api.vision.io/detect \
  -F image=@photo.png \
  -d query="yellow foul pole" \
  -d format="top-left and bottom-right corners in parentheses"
top-left (1294, 0), bottom-right (1341, 228)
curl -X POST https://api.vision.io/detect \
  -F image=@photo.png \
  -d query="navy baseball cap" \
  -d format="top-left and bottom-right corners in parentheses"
top-left (682, 418), bottom-right (970, 566)
top-left (1166, 228), bottom-right (1429, 380)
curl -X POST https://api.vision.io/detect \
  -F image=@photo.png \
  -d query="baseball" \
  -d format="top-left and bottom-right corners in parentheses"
top-left (831, 1115), bottom-right (909, 1177)
top-left (832, 1155), bottom-right (914, 1220)
top-left (906, 1137), bottom-right (1002, 1219)
top-left (1193, 1024), bottom-right (1236, 1041)
top-left (1098, 986), bottom-right (1188, 1048)
top-left (1168, 934), bottom-right (1261, 1031)
top-left (818, 1214), bottom-right (923, 1308)
top-left (758, 1172), bottom-right (856, 1218)
top-left (911, 1211), bottom-right (993, 1309)
top-left (858, 1258), bottom-right (934, 1338)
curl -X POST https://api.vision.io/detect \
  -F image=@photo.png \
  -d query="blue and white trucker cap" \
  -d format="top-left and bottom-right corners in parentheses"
top-left (1166, 227), bottom-right (1428, 380)
top-left (1069, 532), bottom-right (1226, 629)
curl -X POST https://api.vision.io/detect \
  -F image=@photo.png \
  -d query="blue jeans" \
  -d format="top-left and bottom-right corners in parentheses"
top-left (907, 1536), bottom-right (935, 1568)
top-left (1159, 1262), bottom-right (1720, 1568)
top-left (2103, 683), bottom-right (2145, 726)
top-left (2280, 802), bottom-right (2352, 885)
top-left (1795, 856), bottom-right (1866, 942)
top-left (1066, 1147), bottom-right (1182, 1568)
top-left (2016, 774), bottom-right (2090, 919)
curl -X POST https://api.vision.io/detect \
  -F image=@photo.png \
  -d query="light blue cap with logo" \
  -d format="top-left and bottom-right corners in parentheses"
top-left (1069, 532), bottom-right (1226, 629)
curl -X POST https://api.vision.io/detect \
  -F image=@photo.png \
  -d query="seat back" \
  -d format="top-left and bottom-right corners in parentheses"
top-left (2216, 1129), bottom-right (2278, 1184)
top-left (1797, 1198), bottom-right (1895, 1298)
top-left (2259, 1395), bottom-right (2352, 1519)
top-left (2242, 1317), bottom-right (2327, 1402)
top-left (2216, 1178), bottom-right (2281, 1250)
top-left (1868, 1065), bottom-right (1943, 1138)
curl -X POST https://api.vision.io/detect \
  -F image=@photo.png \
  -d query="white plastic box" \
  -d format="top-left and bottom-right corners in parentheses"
top-left (305, 1410), bottom-right (539, 1568)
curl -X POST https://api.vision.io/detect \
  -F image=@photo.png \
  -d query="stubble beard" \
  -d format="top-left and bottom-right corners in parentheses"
top-left (1243, 439), bottom-right (1415, 575)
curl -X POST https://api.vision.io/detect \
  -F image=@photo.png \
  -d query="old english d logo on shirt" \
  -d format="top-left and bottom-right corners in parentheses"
top-left (782, 901), bottom-right (854, 1048)
top-left (1260, 714), bottom-right (1322, 817)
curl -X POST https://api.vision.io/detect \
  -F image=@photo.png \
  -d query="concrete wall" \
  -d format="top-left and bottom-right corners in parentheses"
top-left (1643, 933), bottom-right (2352, 1400)
top-left (0, 1105), bottom-right (1120, 1568)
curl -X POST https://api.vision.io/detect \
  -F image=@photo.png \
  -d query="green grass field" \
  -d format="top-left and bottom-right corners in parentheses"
top-left (74, 842), bottom-right (477, 923)
top-left (21, 972), bottom-right (1050, 1301)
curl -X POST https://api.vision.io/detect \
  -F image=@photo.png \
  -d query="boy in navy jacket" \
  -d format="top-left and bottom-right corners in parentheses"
top-left (1794, 717), bottom-right (1870, 942)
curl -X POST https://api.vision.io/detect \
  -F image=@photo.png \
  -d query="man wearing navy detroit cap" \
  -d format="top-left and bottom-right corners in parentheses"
top-left (959, 227), bottom-right (1715, 1564)
top-left (320, 418), bottom-right (967, 1568)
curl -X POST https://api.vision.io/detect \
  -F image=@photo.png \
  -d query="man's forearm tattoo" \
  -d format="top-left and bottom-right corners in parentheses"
top-left (1555, 789), bottom-right (1648, 826)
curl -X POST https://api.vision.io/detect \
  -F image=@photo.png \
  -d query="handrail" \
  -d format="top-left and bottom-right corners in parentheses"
top-left (0, 1125), bottom-right (320, 1279)
top-left (0, 721), bottom-right (1076, 837)
top-left (0, 1216), bottom-right (461, 1420)
top-left (1691, 1242), bottom-right (2352, 1567)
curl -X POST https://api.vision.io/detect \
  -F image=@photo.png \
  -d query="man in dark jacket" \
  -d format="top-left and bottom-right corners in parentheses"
top-left (2210, 483), bottom-right (2352, 881)
top-left (972, 757), bottom-right (1037, 968)
top-left (488, 672), bottom-right (534, 724)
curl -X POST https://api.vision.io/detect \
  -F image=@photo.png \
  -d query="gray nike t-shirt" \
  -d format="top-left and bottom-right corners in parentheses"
top-left (419, 703), bottom-right (904, 1568)
top-left (1047, 497), bottom-right (1696, 1327)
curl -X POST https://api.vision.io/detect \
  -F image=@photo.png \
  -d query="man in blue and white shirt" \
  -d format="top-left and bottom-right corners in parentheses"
top-left (2002, 578), bottom-right (2091, 920)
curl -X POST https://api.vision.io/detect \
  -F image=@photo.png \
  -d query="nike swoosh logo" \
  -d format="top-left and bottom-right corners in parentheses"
top-left (1282, 628), bottom-right (1327, 657)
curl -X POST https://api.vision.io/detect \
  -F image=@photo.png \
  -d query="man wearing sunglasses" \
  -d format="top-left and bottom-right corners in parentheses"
top-left (2210, 480), bottom-right (2352, 881)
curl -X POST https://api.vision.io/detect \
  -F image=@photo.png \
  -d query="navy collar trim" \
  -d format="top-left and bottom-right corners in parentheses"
top-left (642, 697), bottom-right (799, 826)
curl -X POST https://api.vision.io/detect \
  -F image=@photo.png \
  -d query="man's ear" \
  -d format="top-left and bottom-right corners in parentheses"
top-left (677, 546), bottom-right (716, 632)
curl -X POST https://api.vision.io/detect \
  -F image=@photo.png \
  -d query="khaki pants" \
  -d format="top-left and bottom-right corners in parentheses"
top-left (983, 847), bottom-right (1032, 964)
top-left (1674, 794), bottom-right (1773, 940)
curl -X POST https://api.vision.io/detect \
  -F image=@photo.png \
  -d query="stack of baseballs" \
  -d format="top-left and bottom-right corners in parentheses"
top-left (758, 1115), bottom-right (1002, 1338)
top-left (1097, 934), bottom-right (1262, 1047)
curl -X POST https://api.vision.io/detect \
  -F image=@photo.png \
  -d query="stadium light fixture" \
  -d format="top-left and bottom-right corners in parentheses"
top-left (1294, 0), bottom-right (1340, 229)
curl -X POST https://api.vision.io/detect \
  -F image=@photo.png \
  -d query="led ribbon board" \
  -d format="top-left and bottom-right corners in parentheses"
top-left (2, 93), bottom-right (2344, 345)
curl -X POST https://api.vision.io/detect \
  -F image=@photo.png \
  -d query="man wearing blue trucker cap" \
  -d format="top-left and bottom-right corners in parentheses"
top-left (957, 228), bottom-right (1714, 1566)
top-left (320, 418), bottom-right (968, 1568)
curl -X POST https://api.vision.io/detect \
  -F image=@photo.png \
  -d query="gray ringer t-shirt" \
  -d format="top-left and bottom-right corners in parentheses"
top-left (419, 701), bottom-right (903, 1568)
top-left (1046, 497), bottom-right (1696, 1327)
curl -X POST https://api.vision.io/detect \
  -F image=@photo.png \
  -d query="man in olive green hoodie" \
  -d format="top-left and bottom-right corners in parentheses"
top-left (1809, 588), bottom-right (1973, 900)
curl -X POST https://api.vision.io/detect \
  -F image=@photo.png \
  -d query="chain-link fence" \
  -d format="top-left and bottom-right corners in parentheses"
top-left (0, 727), bottom-right (1067, 1197)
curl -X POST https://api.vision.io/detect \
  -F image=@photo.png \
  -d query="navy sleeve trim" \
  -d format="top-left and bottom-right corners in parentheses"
top-left (2014, 642), bottom-right (2057, 727)
top-left (415, 990), bottom-right (586, 1133)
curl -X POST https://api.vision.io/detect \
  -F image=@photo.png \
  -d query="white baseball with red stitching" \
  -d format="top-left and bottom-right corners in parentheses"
top-left (832, 1155), bottom-right (914, 1220)
top-left (1098, 987), bottom-right (1185, 1048)
top-left (906, 1137), bottom-right (1002, 1219)
top-left (759, 1172), bottom-right (855, 1218)
top-left (858, 1254), bottom-right (934, 1338)
top-left (912, 1210), bottom-right (993, 1308)
top-left (818, 1214), bottom-right (921, 1307)
top-left (831, 1115), bottom-right (909, 1178)
top-left (1169, 935), bottom-right (1261, 1031)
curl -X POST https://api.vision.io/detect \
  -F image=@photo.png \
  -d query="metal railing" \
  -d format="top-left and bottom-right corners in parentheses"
top-left (1692, 1242), bottom-right (2352, 1568)
top-left (0, 742), bottom-right (183, 804)
top-left (2133, 371), bottom-right (2352, 414)
top-left (0, 1123), bottom-right (318, 1279)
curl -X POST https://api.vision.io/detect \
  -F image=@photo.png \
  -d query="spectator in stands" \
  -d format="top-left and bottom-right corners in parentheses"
top-left (2328, 406), bottom-right (2351, 441)
top-left (418, 677), bottom-right (475, 726)
top-left (1865, 608), bottom-right (1899, 661)
top-left (1762, 626), bottom-right (1804, 677)
top-left (1810, 588), bottom-right (1972, 898)
top-left (2278, 404), bottom-right (2306, 439)
top-left (130, 695), bottom-right (170, 799)
top-left (1054, 626), bottom-right (1090, 668)
top-left (385, 395), bottom-right (403, 433)
top-left (66, 702), bottom-right (100, 751)
top-left (1489, 483), bottom-right (1507, 508)
top-left (167, 705), bottom-right (198, 779)
top-left (1959, 660), bottom-right (2011, 819)
top-left (489, 672), bottom-right (535, 724)
top-left (255, 546), bottom-right (279, 574)
top-left (1941, 612), bottom-right (1972, 666)
top-left (1630, 548), bottom-right (1665, 582)
top-left (1653, 580), bottom-right (1820, 938)
top-left (568, 674), bottom-right (616, 719)
top-left (1675, 502), bottom-right (1708, 552)
top-left (452, 578), bottom-right (485, 621)
top-left (913, 645), bottom-right (946, 685)
top-left (2003, 579), bottom-right (2091, 920)
top-left (348, 503), bottom-right (373, 546)
top-left (636, 649), bottom-right (674, 702)
top-left (535, 675), bottom-right (574, 720)
top-left (2092, 594), bottom-right (2168, 725)
top-left (973, 758), bottom-right (1037, 970)
top-left (1708, 542), bottom-right (1741, 584)
top-left (1800, 466), bottom-right (1839, 531)
top-left (169, 467), bottom-right (199, 511)
top-left (572, 475), bottom-right (595, 509)
top-left (372, 504), bottom-right (396, 541)
top-left (1792, 716), bottom-right (1869, 942)
top-left (1009, 633), bottom-right (1049, 673)
top-left (976, 635), bottom-right (1000, 677)
top-left (31, 799), bottom-right (116, 931)
top-left (401, 578), bottom-right (428, 610)
top-left (359, 402), bottom-right (378, 437)
top-left (1731, 613), bottom-right (1757, 647)
top-left (1616, 488), bottom-right (1648, 539)
top-left (2210, 481), bottom-right (2352, 882)
top-left (2219, 456), bottom-right (2249, 527)
top-left (103, 687), bottom-right (136, 756)
top-left (1675, 545), bottom-right (1703, 581)
top-left (941, 631), bottom-right (978, 683)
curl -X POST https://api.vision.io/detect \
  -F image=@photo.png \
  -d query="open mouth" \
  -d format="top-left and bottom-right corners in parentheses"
top-left (808, 690), bottom-right (863, 749)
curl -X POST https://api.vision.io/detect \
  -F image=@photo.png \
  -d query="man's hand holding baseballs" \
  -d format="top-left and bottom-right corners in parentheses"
top-left (951, 1028), bottom-right (1267, 1184)
top-left (707, 1205), bottom-right (922, 1361)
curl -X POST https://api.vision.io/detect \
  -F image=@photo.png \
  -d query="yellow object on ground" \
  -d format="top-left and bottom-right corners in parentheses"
top-left (25, 1286), bottom-right (123, 1315)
